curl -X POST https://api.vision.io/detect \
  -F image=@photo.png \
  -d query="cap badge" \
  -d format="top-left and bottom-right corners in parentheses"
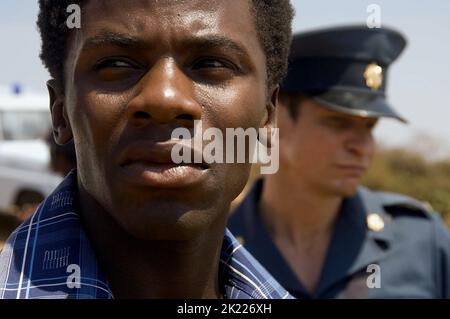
top-left (364, 63), bottom-right (383, 90)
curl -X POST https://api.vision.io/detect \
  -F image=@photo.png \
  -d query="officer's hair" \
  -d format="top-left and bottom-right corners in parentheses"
top-left (37, 0), bottom-right (294, 91)
top-left (279, 92), bottom-right (307, 119)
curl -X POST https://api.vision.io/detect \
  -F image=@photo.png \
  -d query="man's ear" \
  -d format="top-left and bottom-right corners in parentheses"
top-left (259, 85), bottom-right (279, 148)
top-left (47, 79), bottom-right (73, 145)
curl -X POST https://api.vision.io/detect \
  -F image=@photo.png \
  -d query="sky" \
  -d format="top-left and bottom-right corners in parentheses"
top-left (0, 0), bottom-right (449, 159)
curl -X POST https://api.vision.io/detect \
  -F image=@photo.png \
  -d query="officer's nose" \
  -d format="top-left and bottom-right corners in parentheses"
top-left (126, 58), bottom-right (201, 127)
top-left (345, 128), bottom-right (375, 159)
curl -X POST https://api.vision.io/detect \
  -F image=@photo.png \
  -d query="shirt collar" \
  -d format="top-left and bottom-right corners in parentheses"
top-left (0, 170), bottom-right (292, 299)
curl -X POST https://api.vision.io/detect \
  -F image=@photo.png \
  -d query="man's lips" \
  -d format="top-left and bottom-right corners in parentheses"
top-left (334, 164), bottom-right (368, 175)
top-left (117, 143), bottom-right (209, 188)
top-left (118, 142), bottom-right (207, 167)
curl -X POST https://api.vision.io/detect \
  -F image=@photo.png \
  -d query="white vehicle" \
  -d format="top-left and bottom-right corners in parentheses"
top-left (0, 87), bottom-right (62, 216)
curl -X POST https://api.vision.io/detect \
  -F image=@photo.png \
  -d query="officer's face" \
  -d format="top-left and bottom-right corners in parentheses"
top-left (278, 98), bottom-right (377, 197)
top-left (49, 0), bottom-right (273, 240)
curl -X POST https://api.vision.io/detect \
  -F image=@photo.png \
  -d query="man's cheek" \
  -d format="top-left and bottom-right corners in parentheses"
top-left (220, 105), bottom-right (264, 131)
top-left (201, 86), bottom-right (265, 126)
top-left (81, 97), bottom-right (122, 136)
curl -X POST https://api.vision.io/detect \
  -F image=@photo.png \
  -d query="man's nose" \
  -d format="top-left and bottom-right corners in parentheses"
top-left (345, 129), bottom-right (375, 158)
top-left (126, 58), bottom-right (201, 127)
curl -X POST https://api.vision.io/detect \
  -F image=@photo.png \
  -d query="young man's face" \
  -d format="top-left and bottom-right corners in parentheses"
top-left (277, 97), bottom-right (377, 197)
top-left (51, 0), bottom-right (273, 240)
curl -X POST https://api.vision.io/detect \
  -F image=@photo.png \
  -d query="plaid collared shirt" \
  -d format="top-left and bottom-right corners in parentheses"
top-left (0, 171), bottom-right (292, 299)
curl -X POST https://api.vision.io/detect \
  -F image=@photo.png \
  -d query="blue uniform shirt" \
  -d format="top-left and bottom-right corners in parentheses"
top-left (228, 179), bottom-right (450, 298)
top-left (0, 171), bottom-right (293, 299)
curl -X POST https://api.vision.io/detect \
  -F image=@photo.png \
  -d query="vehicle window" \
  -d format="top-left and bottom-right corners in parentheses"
top-left (1, 111), bottom-right (51, 140)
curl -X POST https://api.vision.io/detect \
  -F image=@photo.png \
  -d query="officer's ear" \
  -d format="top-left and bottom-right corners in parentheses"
top-left (47, 79), bottom-right (73, 145)
top-left (259, 85), bottom-right (278, 148)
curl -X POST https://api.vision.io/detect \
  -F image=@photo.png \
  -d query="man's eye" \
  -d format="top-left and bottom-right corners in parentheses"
top-left (94, 59), bottom-right (135, 70)
top-left (325, 119), bottom-right (347, 129)
top-left (192, 58), bottom-right (235, 70)
top-left (91, 58), bottom-right (143, 85)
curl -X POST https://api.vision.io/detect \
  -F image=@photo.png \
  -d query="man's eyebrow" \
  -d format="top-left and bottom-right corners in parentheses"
top-left (322, 113), bottom-right (378, 125)
top-left (82, 32), bottom-right (143, 51)
top-left (321, 113), bottom-right (348, 120)
top-left (81, 32), bottom-right (250, 58)
top-left (184, 35), bottom-right (250, 58)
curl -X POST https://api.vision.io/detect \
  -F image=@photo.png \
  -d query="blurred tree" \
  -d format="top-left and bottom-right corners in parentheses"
top-left (363, 147), bottom-right (450, 226)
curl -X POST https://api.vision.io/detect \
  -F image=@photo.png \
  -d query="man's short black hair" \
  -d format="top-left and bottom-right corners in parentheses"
top-left (37, 0), bottom-right (294, 91)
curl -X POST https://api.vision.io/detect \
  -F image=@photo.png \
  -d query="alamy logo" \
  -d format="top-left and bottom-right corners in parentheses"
top-left (66, 4), bottom-right (81, 29)
top-left (66, 264), bottom-right (81, 289)
top-left (366, 264), bottom-right (381, 288)
top-left (171, 120), bottom-right (279, 174)
top-left (366, 4), bottom-right (382, 28)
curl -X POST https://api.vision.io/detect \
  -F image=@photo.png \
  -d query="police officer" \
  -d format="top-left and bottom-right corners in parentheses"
top-left (228, 25), bottom-right (450, 298)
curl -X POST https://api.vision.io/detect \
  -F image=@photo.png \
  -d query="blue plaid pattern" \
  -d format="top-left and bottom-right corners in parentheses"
top-left (0, 171), bottom-right (292, 299)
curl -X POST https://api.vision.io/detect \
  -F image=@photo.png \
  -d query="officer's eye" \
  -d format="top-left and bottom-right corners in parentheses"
top-left (367, 120), bottom-right (378, 130)
top-left (323, 118), bottom-right (347, 129)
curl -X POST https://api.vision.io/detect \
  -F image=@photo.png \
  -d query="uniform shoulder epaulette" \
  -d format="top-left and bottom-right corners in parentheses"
top-left (359, 186), bottom-right (434, 218)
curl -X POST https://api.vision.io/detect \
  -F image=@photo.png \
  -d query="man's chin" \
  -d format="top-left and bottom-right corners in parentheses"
top-left (338, 187), bottom-right (359, 198)
top-left (116, 206), bottom-right (224, 241)
top-left (327, 179), bottom-right (360, 198)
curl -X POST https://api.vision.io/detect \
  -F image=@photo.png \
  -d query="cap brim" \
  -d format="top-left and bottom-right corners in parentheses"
top-left (308, 89), bottom-right (408, 123)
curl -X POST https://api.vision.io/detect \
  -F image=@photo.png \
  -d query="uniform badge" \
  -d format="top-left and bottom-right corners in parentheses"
top-left (367, 213), bottom-right (385, 232)
top-left (364, 63), bottom-right (383, 90)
